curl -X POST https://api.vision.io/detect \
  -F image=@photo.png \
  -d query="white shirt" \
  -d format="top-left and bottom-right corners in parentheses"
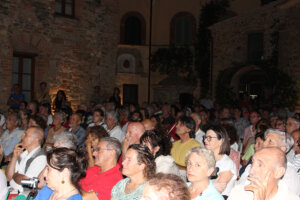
top-left (195, 128), bottom-right (205, 146)
top-left (0, 170), bottom-right (8, 200)
top-left (108, 125), bottom-right (124, 143)
top-left (9, 147), bottom-right (47, 192)
top-left (238, 162), bottom-right (300, 196)
top-left (228, 180), bottom-right (299, 200)
top-left (88, 121), bottom-right (108, 130)
top-left (214, 155), bottom-right (237, 196)
top-left (47, 115), bottom-right (53, 126)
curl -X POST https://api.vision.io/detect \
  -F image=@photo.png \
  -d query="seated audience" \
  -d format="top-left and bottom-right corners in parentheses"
top-left (19, 109), bottom-right (30, 130)
top-left (35, 148), bottom-right (88, 199)
top-left (88, 109), bottom-right (107, 129)
top-left (68, 113), bottom-right (86, 147)
top-left (191, 112), bottom-right (206, 146)
top-left (105, 110), bottom-right (124, 142)
top-left (140, 130), bottom-right (180, 176)
top-left (6, 127), bottom-right (46, 192)
top-left (0, 112), bottom-right (24, 159)
top-left (170, 116), bottom-right (201, 173)
top-left (85, 126), bottom-right (109, 168)
top-left (45, 112), bottom-right (66, 151)
top-left (204, 125), bottom-right (237, 197)
top-left (141, 173), bottom-right (190, 200)
top-left (80, 137), bottom-right (123, 200)
top-left (111, 144), bottom-right (156, 200)
top-left (186, 147), bottom-right (224, 200)
top-left (229, 147), bottom-right (298, 200)
top-left (122, 122), bottom-right (145, 158)
top-left (0, 145), bottom-right (8, 200)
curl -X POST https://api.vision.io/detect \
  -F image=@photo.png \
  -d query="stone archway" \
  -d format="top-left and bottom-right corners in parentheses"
top-left (230, 65), bottom-right (271, 98)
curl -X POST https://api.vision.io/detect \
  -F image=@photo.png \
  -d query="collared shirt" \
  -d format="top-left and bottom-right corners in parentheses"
top-left (228, 180), bottom-right (299, 200)
top-left (187, 181), bottom-right (224, 200)
top-left (10, 147), bottom-right (46, 192)
top-left (108, 125), bottom-right (124, 143)
top-left (0, 128), bottom-right (24, 156)
top-left (80, 165), bottom-right (123, 200)
top-left (195, 128), bottom-right (205, 146)
top-left (69, 126), bottom-right (86, 147)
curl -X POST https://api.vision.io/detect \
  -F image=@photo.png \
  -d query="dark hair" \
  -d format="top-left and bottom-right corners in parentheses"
top-left (150, 115), bottom-right (162, 129)
top-left (40, 81), bottom-right (47, 87)
top-left (148, 173), bottom-right (190, 200)
top-left (178, 115), bottom-right (196, 138)
top-left (255, 119), bottom-right (270, 133)
top-left (207, 125), bottom-right (230, 155)
top-left (140, 108), bottom-right (149, 119)
top-left (129, 111), bottom-right (143, 122)
top-left (128, 144), bottom-right (156, 179)
top-left (61, 106), bottom-right (73, 120)
top-left (41, 103), bottom-right (52, 115)
top-left (30, 114), bottom-right (47, 130)
top-left (93, 109), bottom-right (104, 117)
top-left (86, 126), bottom-right (109, 140)
top-left (20, 109), bottom-right (31, 119)
top-left (140, 129), bottom-right (172, 157)
top-left (255, 131), bottom-right (265, 141)
top-left (222, 124), bottom-right (238, 145)
top-left (47, 148), bottom-right (88, 190)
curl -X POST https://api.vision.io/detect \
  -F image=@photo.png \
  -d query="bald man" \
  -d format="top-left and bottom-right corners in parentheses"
top-left (229, 147), bottom-right (298, 200)
top-left (122, 122), bottom-right (145, 157)
top-left (6, 127), bottom-right (46, 192)
top-left (142, 119), bottom-right (155, 131)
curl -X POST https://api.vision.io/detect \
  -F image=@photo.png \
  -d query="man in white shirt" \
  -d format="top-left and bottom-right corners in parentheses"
top-left (190, 112), bottom-right (205, 146)
top-left (6, 127), bottom-right (46, 192)
top-left (229, 147), bottom-right (298, 200)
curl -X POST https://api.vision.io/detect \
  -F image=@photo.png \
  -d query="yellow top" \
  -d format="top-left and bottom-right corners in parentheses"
top-left (171, 138), bottom-right (201, 167)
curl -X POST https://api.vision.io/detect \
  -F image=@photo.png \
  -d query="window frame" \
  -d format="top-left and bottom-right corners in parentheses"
top-left (55, 0), bottom-right (75, 18)
top-left (170, 12), bottom-right (196, 45)
top-left (12, 53), bottom-right (36, 102)
top-left (120, 12), bottom-right (146, 45)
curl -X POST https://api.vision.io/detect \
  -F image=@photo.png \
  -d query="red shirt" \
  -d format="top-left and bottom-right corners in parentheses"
top-left (80, 165), bottom-right (123, 200)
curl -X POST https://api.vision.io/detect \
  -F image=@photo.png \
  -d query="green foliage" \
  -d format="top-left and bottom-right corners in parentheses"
top-left (195, 0), bottom-right (229, 97)
top-left (150, 46), bottom-right (193, 74)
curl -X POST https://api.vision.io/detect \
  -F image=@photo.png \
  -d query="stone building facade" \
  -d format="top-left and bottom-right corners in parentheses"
top-left (0, 0), bottom-right (119, 111)
top-left (210, 0), bottom-right (300, 110)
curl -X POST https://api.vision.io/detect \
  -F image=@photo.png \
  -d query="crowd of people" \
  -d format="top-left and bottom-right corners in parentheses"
top-left (0, 82), bottom-right (299, 200)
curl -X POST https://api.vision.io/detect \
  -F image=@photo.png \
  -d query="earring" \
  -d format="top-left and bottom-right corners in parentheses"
top-left (62, 180), bottom-right (65, 184)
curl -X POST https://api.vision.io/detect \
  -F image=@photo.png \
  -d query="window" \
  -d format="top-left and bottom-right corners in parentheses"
top-left (12, 54), bottom-right (35, 102)
top-left (120, 12), bottom-right (146, 45)
top-left (171, 12), bottom-right (196, 45)
top-left (55, 0), bottom-right (75, 17)
top-left (248, 33), bottom-right (264, 62)
top-left (261, 0), bottom-right (277, 5)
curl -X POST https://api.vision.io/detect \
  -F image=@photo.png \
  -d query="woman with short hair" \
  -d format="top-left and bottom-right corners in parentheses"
top-left (186, 147), bottom-right (223, 200)
top-left (111, 144), bottom-right (156, 200)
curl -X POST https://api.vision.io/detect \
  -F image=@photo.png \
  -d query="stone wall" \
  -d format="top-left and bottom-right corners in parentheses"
top-left (0, 0), bottom-right (119, 111)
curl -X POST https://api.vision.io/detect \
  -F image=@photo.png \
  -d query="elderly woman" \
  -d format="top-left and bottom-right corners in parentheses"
top-left (186, 147), bottom-right (224, 200)
top-left (45, 112), bottom-right (66, 151)
top-left (141, 173), bottom-right (190, 200)
top-left (111, 144), bottom-right (156, 200)
top-left (105, 110), bottom-right (124, 142)
top-left (204, 125), bottom-right (236, 198)
top-left (140, 130), bottom-right (180, 176)
top-left (38, 131), bottom-right (78, 188)
top-left (85, 126), bottom-right (109, 167)
top-left (35, 148), bottom-right (88, 200)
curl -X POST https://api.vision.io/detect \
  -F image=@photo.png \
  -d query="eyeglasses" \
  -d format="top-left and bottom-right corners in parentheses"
top-left (93, 148), bottom-right (112, 152)
top-left (203, 135), bottom-right (218, 142)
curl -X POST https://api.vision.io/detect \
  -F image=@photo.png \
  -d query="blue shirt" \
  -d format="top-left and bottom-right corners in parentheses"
top-left (35, 186), bottom-right (82, 200)
top-left (9, 93), bottom-right (25, 108)
top-left (0, 128), bottom-right (24, 156)
top-left (186, 181), bottom-right (224, 200)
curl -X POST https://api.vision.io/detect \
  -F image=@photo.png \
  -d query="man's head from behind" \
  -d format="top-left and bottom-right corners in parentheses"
top-left (249, 147), bottom-right (286, 185)
top-left (21, 127), bottom-right (44, 149)
top-left (93, 137), bottom-right (121, 167)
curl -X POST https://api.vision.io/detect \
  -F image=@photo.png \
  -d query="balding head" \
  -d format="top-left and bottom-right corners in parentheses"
top-left (125, 122), bottom-right (145, 144)
top-left (142, 119), bottom-right (155, 131)
top-left (22, 127), bottom-right (44, 150)
top-left (249, 147), bottom-right (286, 184)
